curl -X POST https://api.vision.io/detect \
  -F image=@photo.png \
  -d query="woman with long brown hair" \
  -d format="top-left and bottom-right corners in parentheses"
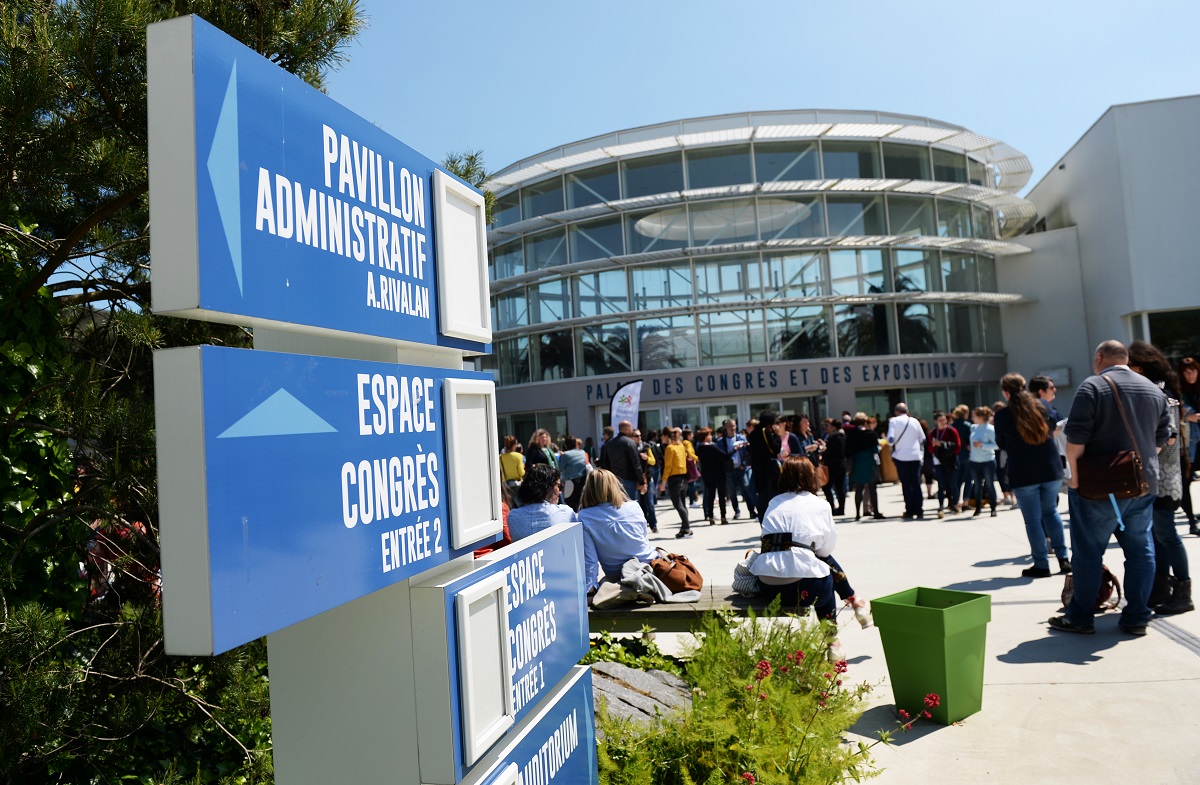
top-left (994, 373), bottom-right (1070, 578)
top-left (1129, 341), bottom-right (1192, 614)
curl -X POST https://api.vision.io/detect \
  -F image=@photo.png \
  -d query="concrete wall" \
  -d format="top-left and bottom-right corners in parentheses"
top-left (1025, 95), bottom-right (1200, 346)
top-left (997, 227), bottom-right (1092, 401)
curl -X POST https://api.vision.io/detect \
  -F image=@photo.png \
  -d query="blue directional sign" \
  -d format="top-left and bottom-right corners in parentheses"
top-left (154, 344), bottom-right (497, 656)
top-left (411, 524), bottom-right (590, 783)
top-left (466, 667), bottom-right (598, 785)
top-left (148, 16), bottom-right (490, 351)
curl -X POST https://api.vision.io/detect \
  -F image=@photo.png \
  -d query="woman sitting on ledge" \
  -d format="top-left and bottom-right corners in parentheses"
top-left (506, 464), bottom-right (578, 541)
top-left (578, 469), bottom-right (657, 592)
top-left (751, 455), bottom-right (839, 617)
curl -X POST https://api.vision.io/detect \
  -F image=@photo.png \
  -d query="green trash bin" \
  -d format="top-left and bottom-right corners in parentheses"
top-left (871, 587), bottom-right (991, 725)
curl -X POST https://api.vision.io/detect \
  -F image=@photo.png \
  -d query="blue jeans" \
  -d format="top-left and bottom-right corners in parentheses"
top-left (951, 458), bottom-right (974, 507)
top-left (894, 459), bottom-right (923, 517)
top-left (619, 478), bottom-right (640, 503)
top-left (1152, 503), bottom-right (1189, 581)
top-left (759, 573), bottom-right (836, 620)
top-left (934, 464), bottom-right (953, 510)
top-left (1065, 489), bottom-right (1155, 627)
top-left (739, 467), bottom-right (758, 515)
top-left (1013, 481), bottom-right (1068, 570)
top-left (970, 460), bottom-right (997, 509)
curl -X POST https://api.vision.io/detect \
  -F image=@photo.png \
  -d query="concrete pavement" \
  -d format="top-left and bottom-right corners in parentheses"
top-left (635, 482), bottom-right (1200, 783)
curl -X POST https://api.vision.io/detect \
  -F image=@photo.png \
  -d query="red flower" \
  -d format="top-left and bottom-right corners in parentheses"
top-left (924, 693), bottom-right (941, 709)
top-left (742, 774), bottom-right (757, 784)
top-left (759, 693), bottom-right (767, 700)
top-left (779, 666), bottom-right (789, 673)
top-left (755, 660), bottom-right (772, 681)
top-left (823, 672), bottom-right (832, 679)
top-left (745, 684), bottom-right (753, 691)
top-left (923, 710), bottom-right (932, 719)
top-left (800, 590), bottom-right (809, 600)
top-left (834, 660), bottom-right (848, 674)
top-left (836, 680), bottom-right (842, 687)
top-left (795, 650), bottom-right (806, 660)
top-left (898, 709), bottom-right (910, 720)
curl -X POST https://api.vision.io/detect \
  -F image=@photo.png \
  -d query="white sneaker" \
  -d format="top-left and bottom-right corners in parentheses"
top-left (826, 640), bottom-right (845, 662)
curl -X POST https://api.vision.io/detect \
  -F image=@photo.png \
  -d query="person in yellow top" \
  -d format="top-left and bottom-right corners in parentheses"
top-left (658, 427), bottom-right (693, 537)
top-left (499, 435), bottom-right (525, 493)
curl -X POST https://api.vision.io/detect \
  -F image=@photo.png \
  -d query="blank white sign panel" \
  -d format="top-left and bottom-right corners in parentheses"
top-left (456, 572), bottom-right (514, 764)
top-left (443, 379), bottom-right (502, 548)
top-left (434, 170), bottom-right (490, 343)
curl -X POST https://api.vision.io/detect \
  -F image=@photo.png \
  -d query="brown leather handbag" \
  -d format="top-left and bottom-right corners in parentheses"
top-left (651, 548), bottom-right (704, 592)
top-left (1076, 375), bottom-right (1150, 501)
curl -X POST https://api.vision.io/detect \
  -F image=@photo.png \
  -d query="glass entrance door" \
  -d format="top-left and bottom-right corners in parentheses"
top-left (669, 406), bottom-right (701, 430)
top-left (704, 402), bottom-right (739, 432)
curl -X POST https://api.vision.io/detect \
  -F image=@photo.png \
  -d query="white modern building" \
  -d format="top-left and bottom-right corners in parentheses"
top-left (1006, 94), bottom-right (1200, 392)
top-left (481, 100), bottom-right (1199, 444)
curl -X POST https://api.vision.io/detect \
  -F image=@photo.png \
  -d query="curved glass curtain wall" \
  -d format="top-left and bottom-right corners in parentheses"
top-left (488, 138), bottom-right (1005, 386)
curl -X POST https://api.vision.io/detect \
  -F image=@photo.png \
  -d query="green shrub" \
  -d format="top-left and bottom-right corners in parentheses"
top-left (596, 602), bottom-right (879, 785)
top-left (582, 627), bottom-right (683, 675)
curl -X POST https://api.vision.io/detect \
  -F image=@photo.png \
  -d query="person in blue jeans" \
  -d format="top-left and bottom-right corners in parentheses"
top-left (994, 373), bottom-right (1069, 577)
top-left (968, 407), bottom-right (999, 517)
top-left (1050, 340), bottom-right (1171, 636)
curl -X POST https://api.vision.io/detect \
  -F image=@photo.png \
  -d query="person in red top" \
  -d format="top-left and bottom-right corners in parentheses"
top-left (927, 411), bottom-right (962, 519)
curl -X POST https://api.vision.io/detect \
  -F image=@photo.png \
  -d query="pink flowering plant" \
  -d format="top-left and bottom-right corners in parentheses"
top-left (596, 599), bottom-right (941, 785)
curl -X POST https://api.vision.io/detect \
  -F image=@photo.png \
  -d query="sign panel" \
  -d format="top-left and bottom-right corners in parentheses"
top-left (154, 344), bottom-right (498, 656)
top-left (411, 525), bottom-right (590, 784)
top-left (463, 667), bottom-right (598, 785)
top-left (148, 16), bottom-right (490, 351)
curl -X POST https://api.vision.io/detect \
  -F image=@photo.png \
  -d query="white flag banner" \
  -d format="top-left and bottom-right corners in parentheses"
top-left (609, 380), bottom-right (643, 431)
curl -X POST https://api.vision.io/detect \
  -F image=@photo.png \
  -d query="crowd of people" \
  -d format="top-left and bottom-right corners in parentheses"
top-left (488, 342), bottom-right (1199, 631)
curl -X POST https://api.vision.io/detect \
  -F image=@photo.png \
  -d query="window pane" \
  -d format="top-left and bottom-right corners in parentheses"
top-left (972, 206), bottom-right (993, 240)
top-left (897, 303), bottom-right (946, 354)
top-left (764, 252), bottom-right (825, 298)
top-left (754, 141), bottom-right (820, 182)
top-left (525, 228), bottom-right (567, 270)
top-left (568, 215), bottom-right (623, 262)
top-left (689, 199), bottom-right (759, 245)
top-left (576, 323), bottom-right (632, 377)
top-left (531, 278), bottom-right (571, 324)
top-left (631, 262), bottom-right (693, 310)
top-left (893, 249), bottom-right (934, 293)
top-left (767, 306), bottom-right (830, 360)
top-left (937, 200), bottom-right (972, 238)
top-left (695, 256), bottom-right (762, 303)
top-left (492, 239), bottom-right (524, 279)
top-left (941, 253), bottom-right (977, 292)
top-left (947, 305), bottom-right (983, 352)
top-left (822, 141), bottom-right (880, 179)
top-left (977, 255), bottom-right (997, 292)
top-left (622, 153), bottom-right (684, 199)
top-left (1147, 308), bottom-right (1200, 357)
top-left (567, 163), bottom-right (619, 208)
top-left (522, 177), bottom-right (563, 219)
top-left (626, 206), bottom-right (689, 255)
top-left (829, 249), bottom-right (888, 295)
top-left (498, 337), bottom-right (530, 386)
top-left (686, 145), bottom-right (752, 189)
top-left (495, 291), bottom-right (528, 329)
top-left (698, 309), bottom-right (766, 366)
top-left (758, 197), bottom-right (824, 239)
top-left (535, 330), bottom-right (574, 380)
top-left (826, 196), bottom-right (886, 235)
top-left (887, 196), bottom-right (936, 236)
top-left (933, 149), bottom-right (968, 183)
top-left (836, 302), bottom-right (894, 357)
top-left (492, 192), bottom-right (520, 228)
top-left (983, 306), bottom-right (1003, 353)
top-left (575, 270), bottom-right (628, 318)
top-left (882, 143), bottom-right (931, 180)
top-left (636, 315), bottom-right (696, 370)
top-left (967, 158), bottom-right (987, 187)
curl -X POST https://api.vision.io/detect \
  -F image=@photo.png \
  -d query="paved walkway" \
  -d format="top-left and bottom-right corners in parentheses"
top-left (636, 482), bottom-right (1200, 784)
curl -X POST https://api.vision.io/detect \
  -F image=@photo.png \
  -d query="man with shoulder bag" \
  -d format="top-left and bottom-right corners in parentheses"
top-left (1049, 341), bottom-right (1171, 636)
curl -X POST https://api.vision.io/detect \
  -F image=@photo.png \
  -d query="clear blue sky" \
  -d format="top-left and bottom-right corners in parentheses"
top-left (325, 1), bottom-right (1200, 194)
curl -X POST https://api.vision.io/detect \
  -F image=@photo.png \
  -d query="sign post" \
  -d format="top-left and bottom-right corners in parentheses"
top-left (148, 13), bottom-right (597, 785)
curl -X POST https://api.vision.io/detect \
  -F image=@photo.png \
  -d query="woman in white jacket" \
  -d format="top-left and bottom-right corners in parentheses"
top-left (751, 455), bottom-right (840, 619)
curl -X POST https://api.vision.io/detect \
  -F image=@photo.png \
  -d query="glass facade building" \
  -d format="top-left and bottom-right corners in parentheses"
top-left (483, 110), bottom-right (1038, 440)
